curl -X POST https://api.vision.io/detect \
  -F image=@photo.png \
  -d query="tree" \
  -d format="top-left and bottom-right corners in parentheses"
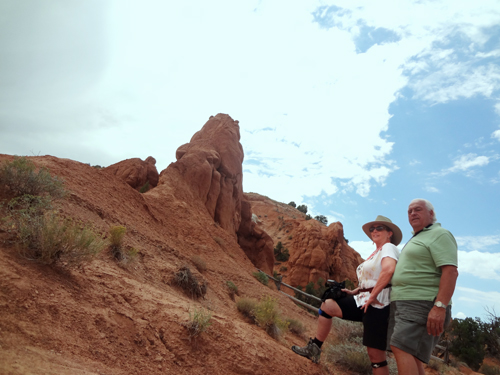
top-left (314, 215), bottom-right (328, 225)
top-left (288, 201), bottom-right (296, 208)
top-left (449, 317), bottom-right (485, 371)
top-left (305, 214), bottom-right (312, 220)
top-left (274, 241), bottom-right (290, 261)
top-left (297, 204), bottom-right (308, 214)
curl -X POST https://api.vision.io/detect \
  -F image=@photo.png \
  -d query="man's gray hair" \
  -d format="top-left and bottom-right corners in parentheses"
top-left (410, 198), bottom-right (437, 223)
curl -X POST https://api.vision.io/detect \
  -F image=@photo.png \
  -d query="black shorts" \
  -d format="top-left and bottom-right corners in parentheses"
top-left (336, 295), bottom-right (390, 351)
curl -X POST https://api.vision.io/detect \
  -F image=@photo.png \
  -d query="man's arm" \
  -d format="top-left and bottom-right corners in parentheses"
top-left (427, 265), bottom-right (459, 336)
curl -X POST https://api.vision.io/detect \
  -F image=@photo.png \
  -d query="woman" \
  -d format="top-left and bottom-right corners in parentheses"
top-left (292, 215), bottom-right (402, 374)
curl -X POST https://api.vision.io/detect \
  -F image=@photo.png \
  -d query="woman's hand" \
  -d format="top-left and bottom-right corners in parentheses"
top-left (342, 287), bottom-right (359, 296)
top-left (360, 295), bottom-right (383, 313)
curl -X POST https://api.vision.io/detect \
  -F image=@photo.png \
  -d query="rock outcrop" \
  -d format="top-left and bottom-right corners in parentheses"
top-left (104, 156), bottom-right (159, 191)
top-left (157, 114), bottom-right (275, 274)
top-left (246, 193), bottom-right (362, 287)
top-left (286, 221), bottom-right (362, 286)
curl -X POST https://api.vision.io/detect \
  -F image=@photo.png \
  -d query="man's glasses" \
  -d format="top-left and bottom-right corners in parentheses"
top-left (369, 225), bottom-right (387, 232)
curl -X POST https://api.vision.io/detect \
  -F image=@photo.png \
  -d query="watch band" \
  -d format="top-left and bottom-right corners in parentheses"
top-left (434, 301), bottom-right (447, 309)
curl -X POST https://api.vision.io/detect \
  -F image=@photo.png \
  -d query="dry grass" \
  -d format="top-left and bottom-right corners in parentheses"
top-left (191, 255), bottom-right (207, 272)
top-left (173, 266), bottom-right (207, 299)
top-left (184, 307), bottom-right (212, 341)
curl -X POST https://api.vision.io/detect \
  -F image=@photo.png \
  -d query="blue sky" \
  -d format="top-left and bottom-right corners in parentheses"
top-left (1, 0), bottom-right (499, 320)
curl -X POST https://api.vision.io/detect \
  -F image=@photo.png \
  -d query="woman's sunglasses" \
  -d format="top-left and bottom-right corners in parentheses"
top-left (369, 225), bottom-right (388, 232)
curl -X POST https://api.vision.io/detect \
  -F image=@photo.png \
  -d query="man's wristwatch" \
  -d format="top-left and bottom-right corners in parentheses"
top-left (434, 301), bottom-right (447, 309)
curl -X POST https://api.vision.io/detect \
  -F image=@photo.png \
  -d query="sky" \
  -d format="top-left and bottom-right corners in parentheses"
top-left (1, 0), bottom-right (500, 321)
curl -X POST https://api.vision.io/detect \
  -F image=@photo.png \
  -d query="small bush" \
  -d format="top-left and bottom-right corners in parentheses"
top-left (109, 225), bottom-right (126, 260)
top-left (185, 307), bottom-right (212, 340)
top-left (331, 319), bottom-right (364, 344)
top-left (0, 157), bottom-right (65, 198)
top-left (480, 363), bottom-right (500, 375)
top-left (323, 342), bottom-right (372, 374)
top-left (139, 181), bottom-right (150, 193)
top-left (191, 255), bottom-right (207, 272)
top-left (14, 211), bottom-right (105, 265)
top-left (253, 295), bottom-right (289, 339)
top-left (252, 271), bottom-right (269, 286)
top-left (236, 297), bottom-right (257, 319)
top-left (286, 318), bottom-right (306, 336)
top-left (213, 236), bottom-right (224, 246)
top-left (226, 280), bottom-right (238, 300)
top-left (173, 266), bottom-right (207, 299)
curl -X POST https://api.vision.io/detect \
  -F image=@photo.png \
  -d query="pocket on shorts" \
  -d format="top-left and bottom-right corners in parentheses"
top-left (395, 301), bottom-right (432, 325)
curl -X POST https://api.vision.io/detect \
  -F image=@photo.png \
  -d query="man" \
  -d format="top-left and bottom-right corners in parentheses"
top-left (388, 199), bottom-right (458, 375)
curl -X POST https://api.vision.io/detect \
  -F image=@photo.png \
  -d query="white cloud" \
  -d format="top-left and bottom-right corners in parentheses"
top-left (454, 311), bottom-right (467, 319)
top-left (456, 287), bottom-right (500, 314)
top-left (457, 250), bottom-right (500, 281)
top-left (447, 153), bottom-right (490, 173)
top-left (493, 130), bottom-right (500, 141)
top-left (424, 186), bottom-right (440, 193)
top-left (457, 235), bottom-right (500, 252)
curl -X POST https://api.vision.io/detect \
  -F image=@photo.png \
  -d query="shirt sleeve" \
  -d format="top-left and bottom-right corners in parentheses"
top-left (429, 231), bottom-right (458, 268)
top-left (381, 243), bottom-right (400, 261)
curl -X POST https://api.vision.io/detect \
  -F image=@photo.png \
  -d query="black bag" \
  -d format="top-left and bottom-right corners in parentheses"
top-left (320, 280), bottom-right (347, 302)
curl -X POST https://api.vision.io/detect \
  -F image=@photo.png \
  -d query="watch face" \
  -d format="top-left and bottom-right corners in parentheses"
top-left (435, 301), bottom-right (446, 308)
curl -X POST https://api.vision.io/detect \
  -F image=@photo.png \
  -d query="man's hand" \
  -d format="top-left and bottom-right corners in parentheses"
top-left (427, 306), bottom-right (446, 336)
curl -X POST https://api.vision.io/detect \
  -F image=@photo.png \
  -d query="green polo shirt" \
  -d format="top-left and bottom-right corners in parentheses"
top-left (391, 223), bottom-right (458, 302)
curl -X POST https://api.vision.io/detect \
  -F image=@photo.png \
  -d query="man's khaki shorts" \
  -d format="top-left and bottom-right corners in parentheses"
top-left (387, 300), bottom-right (451, 364)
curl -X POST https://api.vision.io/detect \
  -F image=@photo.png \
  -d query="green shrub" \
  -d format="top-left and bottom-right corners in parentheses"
top-left (252, 271), bottom-right (269, 286)
top-left (253, 295), bottom-right (289, 339)
top-left (288, 201), bottom-right (296, 208)
top-left (279, 266), bottom-right (287, 272)
top-left (449, 317), bottom-right (485, 371)
top-left (109, 225), bottom-right (126, 260)
top-left (173, 266), bottom-right (207, 299)
top-left (314, 215), bottom-right (328, 225)
top-left (191, 255), bottom-right (207, 272)
top-left (236, 297), bottom-right (257, 319)
top-left (0, 157), bottom-right (65, 198)
top-left (213, 236), bottom-right (224, 246)
top-left (14, 210), bottom-right (105, 265)
top-left (479, 363), bottom-right (500, 375)
top-left (331, 319), bottom-right (364, 344)
top-left (297, 204), bottom-right (307, 214)
top-left (286, 318), bottom-right (306, 336)
top-left (139, 181), bottom-right (150, 193)
top-left (226, 280), bottom-right (238, 300)
top-left (185, 307), bottom-right (212, 340)
top-left (274, 241), bottom-right (290, 261)
top-left (323, 342), bottom-right (372, 374)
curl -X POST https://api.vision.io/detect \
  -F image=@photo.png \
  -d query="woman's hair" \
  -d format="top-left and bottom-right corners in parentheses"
top-left (410, 198), bottom-right (437, 223)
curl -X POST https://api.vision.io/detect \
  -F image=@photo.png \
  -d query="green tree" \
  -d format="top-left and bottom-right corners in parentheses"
top-left (314, 215), bottom-right (328, 225)
top-left (449, 317), bottom-right (485, 371)
top-left (297, 204), bottom-right (308, 214)
top-left (274, 241), bottom-right (290, 261)
top-left (288, 201), bottom-right (296, 208)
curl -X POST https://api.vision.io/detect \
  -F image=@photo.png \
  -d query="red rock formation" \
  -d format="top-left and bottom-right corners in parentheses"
top-left (287, 221), bottom-right (362, 287)
top-left (157, 114), bottom-right (274, 274)
top-left (246, 193), bottom-right (362, 288)
top-left (104, 156), bottom-right (159, 191)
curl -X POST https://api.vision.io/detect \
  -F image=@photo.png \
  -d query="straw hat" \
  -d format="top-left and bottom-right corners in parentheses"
top-left (362, 215), bottom-right (403, 246)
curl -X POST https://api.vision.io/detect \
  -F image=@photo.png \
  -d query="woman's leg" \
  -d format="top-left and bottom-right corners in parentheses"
top-left (316, 298), bottom-right (343, 341)
top-left (366, 347), bottom-right (389, 375)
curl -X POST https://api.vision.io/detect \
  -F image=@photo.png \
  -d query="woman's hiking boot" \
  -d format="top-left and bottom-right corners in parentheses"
top-left (291, 338), bottom-right (321, 363)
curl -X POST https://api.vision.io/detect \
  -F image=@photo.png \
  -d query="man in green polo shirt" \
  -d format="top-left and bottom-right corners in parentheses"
top-left (388, 199), bottom-right (458, 375)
